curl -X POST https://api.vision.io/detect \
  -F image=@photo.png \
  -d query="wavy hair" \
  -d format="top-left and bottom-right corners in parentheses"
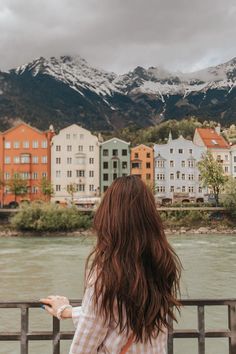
top-left (86, 175), bottom-right (181, 342)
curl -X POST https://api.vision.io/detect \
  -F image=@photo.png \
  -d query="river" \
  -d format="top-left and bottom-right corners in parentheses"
top-left (0, 233), bottom-right (236, 354)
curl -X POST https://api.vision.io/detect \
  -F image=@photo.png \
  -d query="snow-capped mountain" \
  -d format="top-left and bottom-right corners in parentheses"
top-left (0, 55), bottom-right (236, 131)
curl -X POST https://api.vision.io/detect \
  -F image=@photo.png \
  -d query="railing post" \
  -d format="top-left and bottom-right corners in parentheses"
top-left (21, 305), bottom-right (29, 354)
top-left (167, 315), bottom-right (174, 354)
top-left (198, 305), bottom-right (205, 354)
top-left (53, 316), bottom-right (60, 354)
top-left (228, 304), bottom-right (236, 354)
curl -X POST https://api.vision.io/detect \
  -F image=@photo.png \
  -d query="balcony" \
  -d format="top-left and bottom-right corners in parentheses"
top-left (0, 299), bottom-right (235, 354)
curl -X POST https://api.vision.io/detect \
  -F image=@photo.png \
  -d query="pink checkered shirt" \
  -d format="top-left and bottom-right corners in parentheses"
top-left (69, 284), bottom-right (167, 354)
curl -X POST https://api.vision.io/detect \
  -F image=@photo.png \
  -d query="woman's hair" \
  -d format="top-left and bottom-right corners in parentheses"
top-left (86, 175), bottom-right (181, 342)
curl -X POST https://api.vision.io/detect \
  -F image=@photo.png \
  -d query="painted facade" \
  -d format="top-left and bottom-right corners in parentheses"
top-left (154, 134), bottom-right (207, 203)
top-left (100, 138), bottom-right (130, 193)
top-left (0, 123), bottom-right (54, 206)
top-left (130, 144), bottom-right (154, 188)
top-left (193, 127), bottom-right (231, 176)
top-left (51, 124), bottom-right (100, 202)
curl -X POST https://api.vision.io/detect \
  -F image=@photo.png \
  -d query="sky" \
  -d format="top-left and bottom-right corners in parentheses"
top-left (0, 0), bottom-right (236, 74)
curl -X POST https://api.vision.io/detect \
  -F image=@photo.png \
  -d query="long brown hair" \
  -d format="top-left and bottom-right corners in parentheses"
top-left (86, 175), bottom-right (181, 342)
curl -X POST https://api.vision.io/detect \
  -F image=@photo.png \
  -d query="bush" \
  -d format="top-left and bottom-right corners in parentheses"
top-left (11, 202), bottom-right (92, 232)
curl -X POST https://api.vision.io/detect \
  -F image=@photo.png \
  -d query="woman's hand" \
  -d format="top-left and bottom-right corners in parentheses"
top-left (39, 295), bottom-right (72, 319)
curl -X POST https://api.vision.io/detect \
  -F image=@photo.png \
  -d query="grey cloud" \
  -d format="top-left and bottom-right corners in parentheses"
top-left (0, 0), bottom-right (236, 74)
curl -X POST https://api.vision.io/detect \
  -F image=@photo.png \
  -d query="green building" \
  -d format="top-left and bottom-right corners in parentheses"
top-left (100, 138), bottom-right (130, 193)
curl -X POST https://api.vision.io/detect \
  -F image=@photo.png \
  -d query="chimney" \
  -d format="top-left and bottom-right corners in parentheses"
top-left (215, 123), bottom-right (221, 135)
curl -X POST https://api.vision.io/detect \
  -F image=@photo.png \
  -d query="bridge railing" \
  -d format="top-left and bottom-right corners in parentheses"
top-left (0, 299), bottom-right (236, 354)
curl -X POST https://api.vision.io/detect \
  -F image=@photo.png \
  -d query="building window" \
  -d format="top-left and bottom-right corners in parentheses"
top-left (170, 160), bottom-right (174, 167)
top-left (103, 162), bottom-right (108, 169)
top-left (146, 174), bottom-right (151, 180)
top-left (89, 171), bottom-right (94, 177)
top-left (89, 185), bottom-right (94, 192)
top-left (178, 149), bottom-right (183, 154)
top-left (32, 186), bottom-right (38, 194)
top-left (188, 174), bottom-right (194, 180)
top-left (182, 186), bottom-right (186, 192)
top-left (32, 172), bottom-right (38, 180)
top-left (78, 145), bottom-right (83, 152)
top-left (4, 172), bottom-right (10, 180)
top-left (234, 166), bottom-right (236, 173)
top-left (14, 156), bottom-right (20, 164)
top-left (122, 149), bottom-right (127, 156)
top-left (56, 158), bottom-right (61, 164)
top-left (5, 156), bottom-right (11, 164)
top-left (170, 173), bottom-right (174, 180)
top-left (32, 156), bottom-right (38, 164)
top-left (132, 162), bottom-right (141, 169)
top-left (56, 185), bottom-right (61, 192)
top-left (181, 160), bottom-right (185, 167)
top-left (76, 170), bottom-right (85, 177)
top-left (234, 156), bottom-right (236, 163)
top-left (134, 153), bottom-right (139, 158)
top-left (157, 173), bottom-right (165, 180)
top-left (13, 141), bottom-right (20, 149)
top-left (103, 149), bottom-right (109, 156)
top-left (4, 141), bottom-right (11, 149)
top-left (42, 172), bottom-right (46, 178)
top-left (21, 154), bottom-right (30, 164)
top-left (113, 173), bottom-right (117, 180)
top-left (112, 149), bottom-right (118, 157)
top-left (89, 146), bottom-right (94, 152)
top-left (170, 148), bottom-right (173, 154)
top-left (23, 141), bottom-right (29, 148)
top-left (67, 145), bottom-right (72, 152)
top-left (225, 166), bottom-right (229, 173)
top-left (217, 155), bottom-right (221, 162)
top-left (146, 162), bottom-right (151, 169)
top-left (103, 174), bottom-right (109, 181)
top-left (67, 157), bottom-right (72, 164)
top-left (66, 134), bottom-right (70, 139)
top-left (56, 145), bottom-right (61, 151)
top-left (122, 161), bottom-right (128, 169)
top-left (32, 141), bottom-right (38, 148)
top-left (78, 184), bottom-right (85, 192)
top-left (157, 186), bottom-right (165, 193)
top-left (56, 171), bottom-right (61, 178)
top-left (67, 171), bottom-right (72, 177)
top-left (42, 156), bottom-right (47, 164)
top-left (189, 186), bottom-right (194, 193)
top-left (199, 187), bottom-right (202, 193)
top-left (42, 140), bottom-right (47, 148)
top-left (21, 172), bottom-right (30, 180)
top-left (156, 160), bottom-right (165, 168)
top-left (189, 149), bottom-right (193, 154)
top-left (182, 173), bottom-right (185, 180)
top-left (89, 158), bottom-right (94, 164)
top-left (170, 186), bottom-right (174, 192)
top-left (147, 152), bottom-right (151, 158)
top-left (113, 161), bottom-right (118, 168)
top-left (188, 160), bottom-right (194, 168)
top-left (176, 171), bottom-right (180, 179)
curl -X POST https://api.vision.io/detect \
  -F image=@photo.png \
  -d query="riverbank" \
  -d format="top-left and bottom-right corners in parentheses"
top-left (0, 225), bottom-right (236, 237)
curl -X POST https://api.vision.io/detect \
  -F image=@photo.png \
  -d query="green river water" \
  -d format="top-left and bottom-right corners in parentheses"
top-left (0, 233), bottom-right (236, 354)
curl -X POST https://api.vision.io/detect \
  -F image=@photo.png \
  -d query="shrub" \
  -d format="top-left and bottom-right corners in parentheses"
top-left (11, 202), bottom-right (92, 232)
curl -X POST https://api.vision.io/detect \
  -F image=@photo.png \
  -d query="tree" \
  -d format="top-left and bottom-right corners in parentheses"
top-left (40, 177), bottom-right (54, 201)
top-left (66, 182), bottom-right (77, 204)
top-left (7, 174), bottom-right (28, 203)
top-left (198, 151), bottom-right (226, 206)
top-left (222, 177), bottom-right (236, 218)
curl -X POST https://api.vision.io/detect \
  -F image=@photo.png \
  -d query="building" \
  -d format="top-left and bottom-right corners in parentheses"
top-left (100, 138), bottom-right (130, 193)
top-left (130, 144), bottom-right (154, 188)
top-left (51, 124), bottom-right (100, 203)
top-left (193, 127), bottom-right (231, 175)
top-left (0, 123), bottom-right (54, 207)
top-left (154, 133), bottom-right (207, 204)
top-left (230, 144), bottom-right (236, 179)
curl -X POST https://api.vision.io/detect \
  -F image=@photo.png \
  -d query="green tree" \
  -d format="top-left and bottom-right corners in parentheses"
top-left (40, 177), bottom-right (54, 201)
top-left (222, 176), bottom-right (236, 218)
top-left (198, 152), bottom-right (226, 206)
top-left (7, 173), bottom-right (28, 203)
top-left (66, 182), bottom-right (77, 204)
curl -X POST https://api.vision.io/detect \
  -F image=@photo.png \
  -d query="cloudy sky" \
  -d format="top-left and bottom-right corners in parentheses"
top-left (1, 0), bottom-right (236, 74)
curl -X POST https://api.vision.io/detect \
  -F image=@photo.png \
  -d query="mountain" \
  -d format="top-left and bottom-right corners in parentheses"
top-left (0, 55), bottom-right (236, 131)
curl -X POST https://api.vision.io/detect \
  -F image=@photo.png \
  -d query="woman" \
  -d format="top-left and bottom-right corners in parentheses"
top-left (40, 176), bottom-right (181, 353)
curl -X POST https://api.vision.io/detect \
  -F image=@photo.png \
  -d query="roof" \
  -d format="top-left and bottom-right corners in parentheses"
top-left (196, 128), bottom-right (229, 149)
top-left (101, 137), bottom-right (130, 146)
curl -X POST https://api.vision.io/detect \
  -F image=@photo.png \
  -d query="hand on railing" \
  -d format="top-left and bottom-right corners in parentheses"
top-left (40, 295), bottom-right (72, 319)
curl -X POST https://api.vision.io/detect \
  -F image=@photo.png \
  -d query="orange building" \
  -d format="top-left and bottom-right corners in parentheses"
top-left (130, 144), bottom-right (154, 188)
top-left (0, 123), bottom-right (54, 207)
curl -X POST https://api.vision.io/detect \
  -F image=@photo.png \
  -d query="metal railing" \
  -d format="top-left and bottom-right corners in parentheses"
top-left (0, 299), bottom-right (236, 354)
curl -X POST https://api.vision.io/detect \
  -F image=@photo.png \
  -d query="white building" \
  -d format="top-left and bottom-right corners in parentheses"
top-left (51, 124), bottom-right (100, 202)
top-left (154, 133), bottom-right (207, 203)
top-left (230, 144), bottom-right (236, 179)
